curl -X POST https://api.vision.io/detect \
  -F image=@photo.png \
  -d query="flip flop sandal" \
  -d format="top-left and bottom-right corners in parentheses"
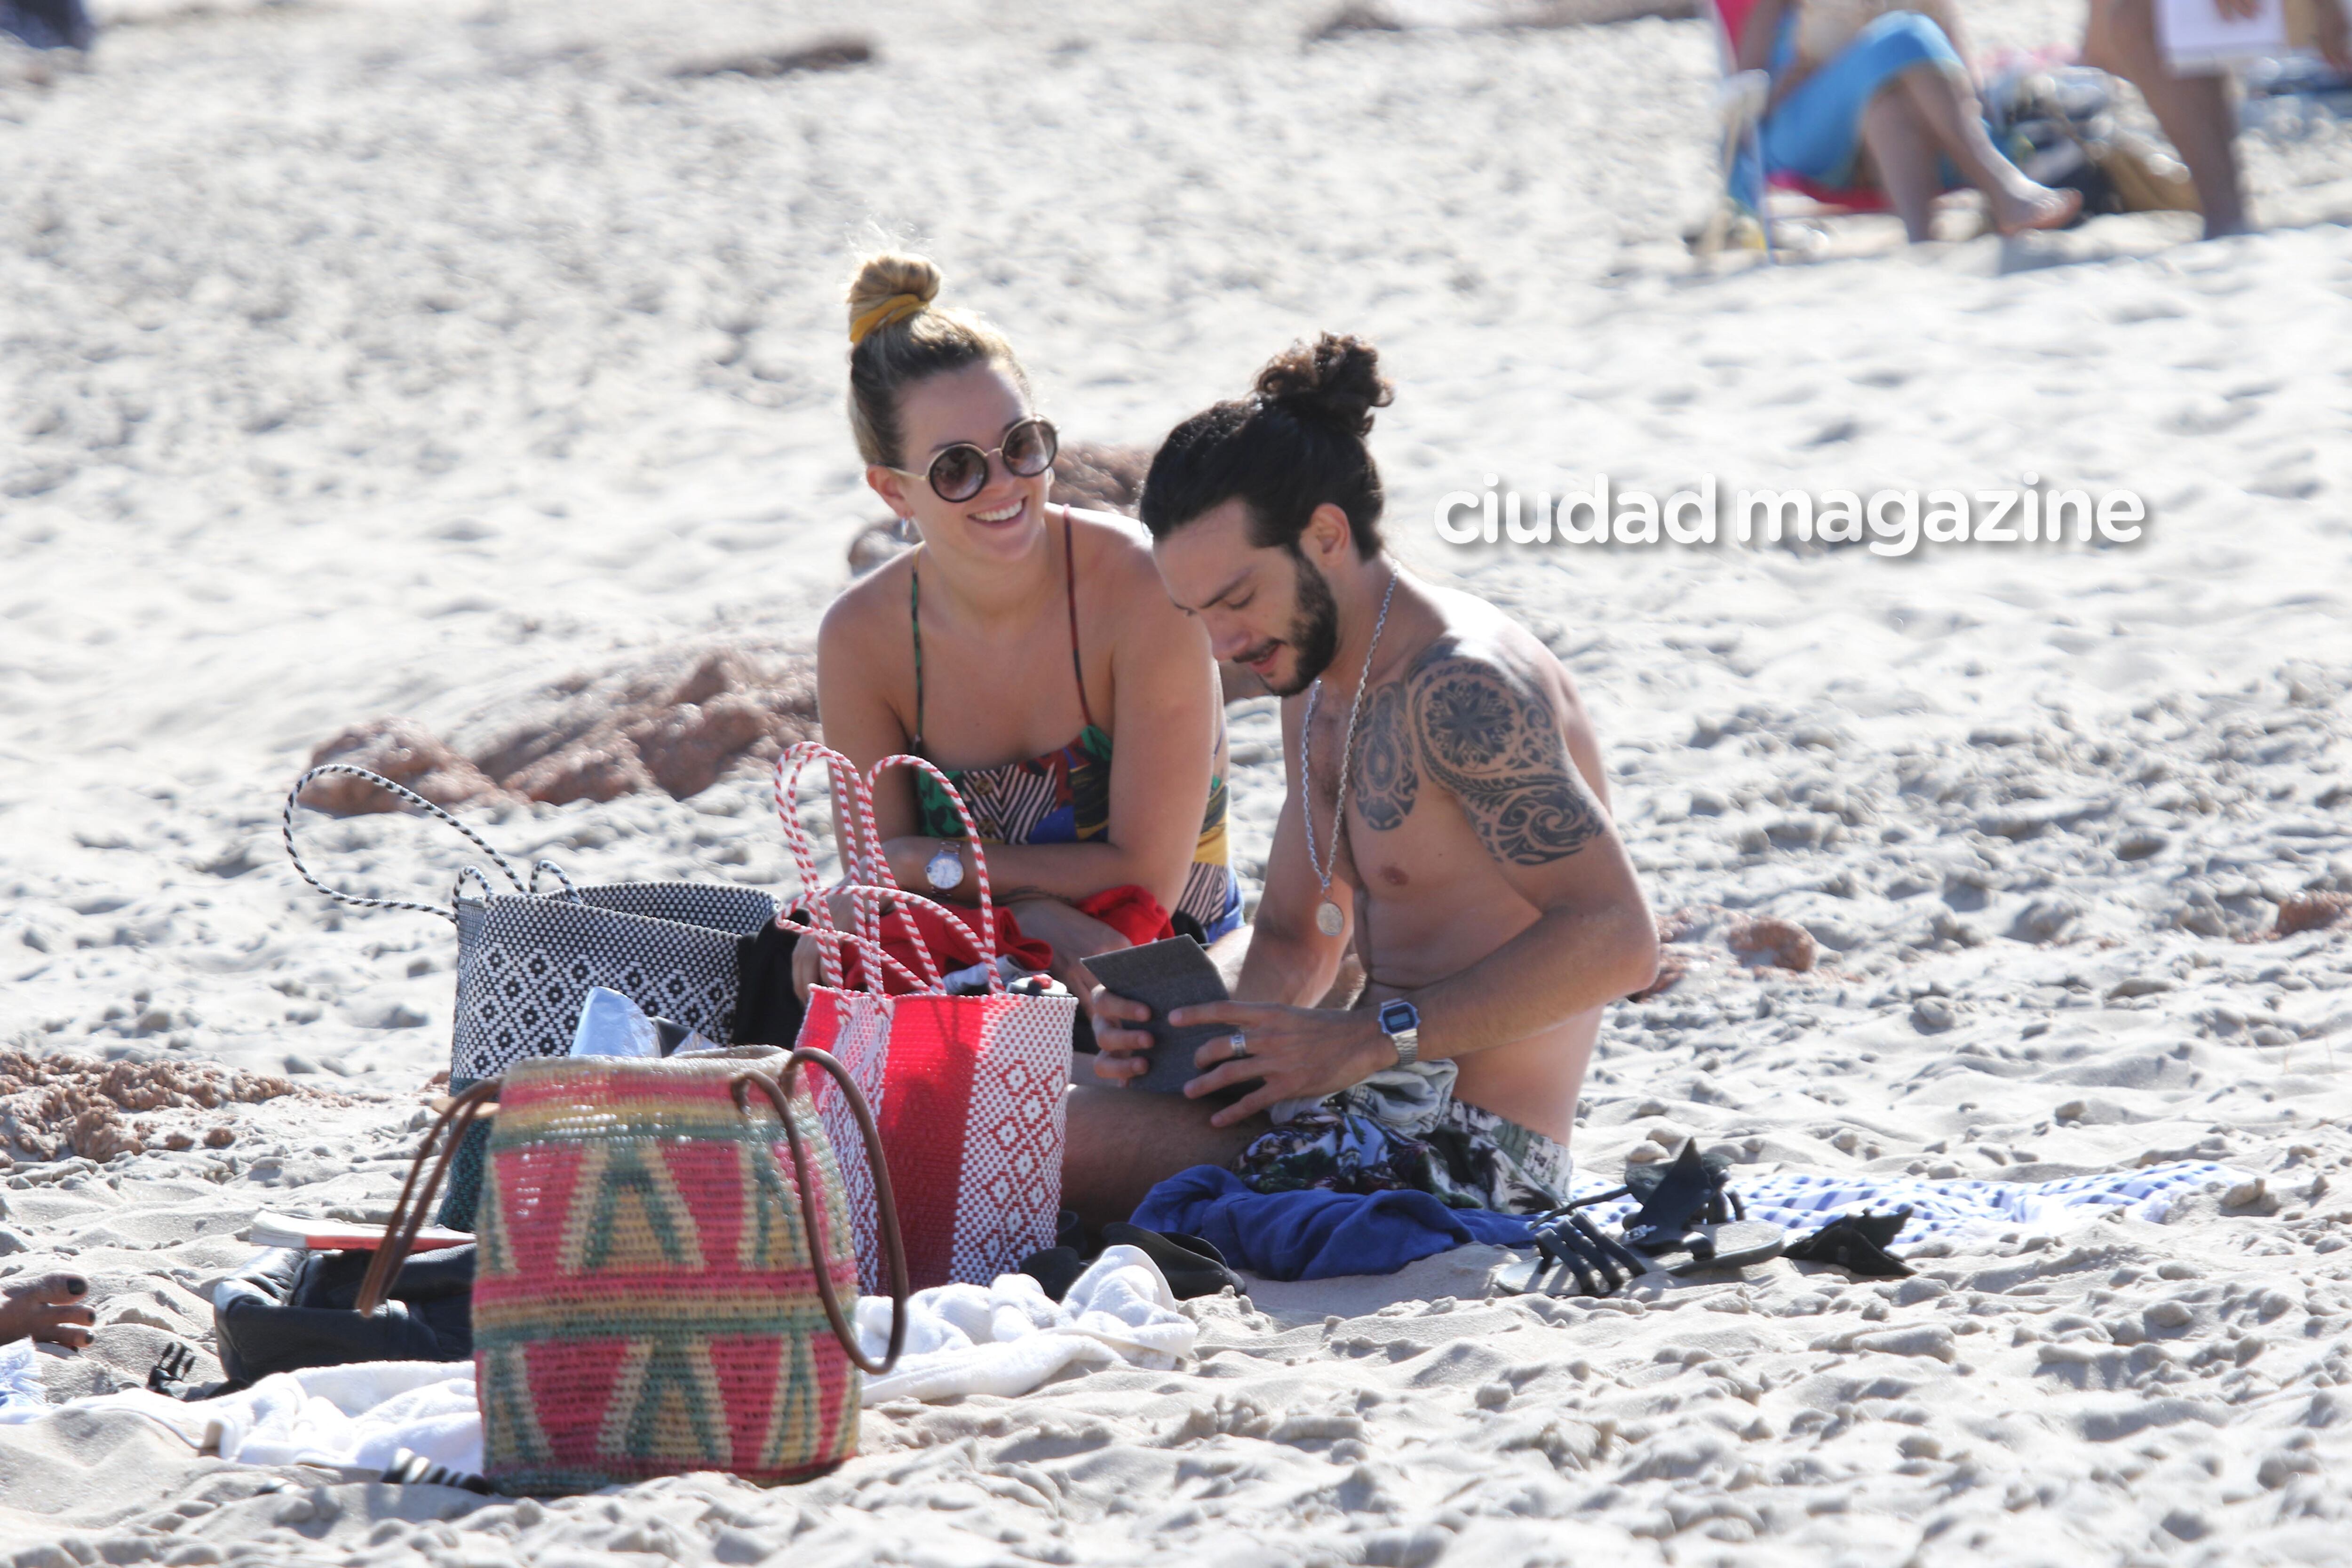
top-left (1528, 1140), bottom-right (1747, 1251)
top-left (1617, 1141), bottom-right (1745, 1254)
top-left (1099, 1223), bottom-right (1248, 1301)
top-left (1017, 1245), bottom-right (1089, 1303)
top-left (1611, 1142), bottom-right (1785, 1272)
top-left (381, 1447), bottom-right (496, 1495)
top-left (1493, 1209), bottom-right (1650, 1298)
top-left (1659, 1219), bottom-right (1788, 1276)
top-left (1784, 1207), bottom-right (1914, 1278)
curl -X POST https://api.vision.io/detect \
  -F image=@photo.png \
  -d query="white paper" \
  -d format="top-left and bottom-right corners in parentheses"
top-left (2158, 0), bottom-right (2288, 69)
top-left (568, 985), bottom-right (659, 1058)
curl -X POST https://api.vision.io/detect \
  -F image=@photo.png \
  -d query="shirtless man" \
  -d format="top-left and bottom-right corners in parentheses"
top-left (1063, 333), bottom-right (1658, 1226)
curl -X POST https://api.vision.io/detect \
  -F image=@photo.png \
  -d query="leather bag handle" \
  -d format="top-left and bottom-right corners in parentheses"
top-left (354, 1079), bottom-right (501, 1315)
top-left (732, 1052), bottom-right (910, 1376)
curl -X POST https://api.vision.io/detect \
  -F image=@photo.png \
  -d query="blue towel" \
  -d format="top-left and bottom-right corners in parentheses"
top-left (1129, 1166), bottom-right (1534, 1282)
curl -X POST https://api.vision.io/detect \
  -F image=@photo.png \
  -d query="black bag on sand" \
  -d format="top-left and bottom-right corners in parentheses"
top-left (283, 764), bottom-right (778, 1228)
top-left (211, 1244), bottom-right (476, 1390)
top-left (1019, 1213), bottom-right (1246, 1303)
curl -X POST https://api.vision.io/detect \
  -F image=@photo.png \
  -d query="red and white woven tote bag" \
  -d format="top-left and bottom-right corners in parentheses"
top-left (774, 742), bottom-right (1077, 1291)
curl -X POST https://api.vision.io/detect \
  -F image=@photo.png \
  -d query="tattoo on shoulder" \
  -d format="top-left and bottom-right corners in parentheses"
top-left (1354, 681), bottom-right (1418, 831)
top-left (1405, 652), bottom-right (1606, 865)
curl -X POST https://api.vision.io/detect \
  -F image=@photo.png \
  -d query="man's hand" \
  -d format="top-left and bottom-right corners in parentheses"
top-left (1085, 985), bottom-right (1157, 1087)
top-left (1163, 1001), bottom-right (1392, 1128)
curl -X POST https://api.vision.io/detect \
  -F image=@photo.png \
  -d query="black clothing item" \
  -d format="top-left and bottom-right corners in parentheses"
top-left (210, 1245), bottom-right (475, 1391)
top-left (1018, 1213), bottom-right (1245, 1303)
top-left (732, 922), bottom-right (808, 1047)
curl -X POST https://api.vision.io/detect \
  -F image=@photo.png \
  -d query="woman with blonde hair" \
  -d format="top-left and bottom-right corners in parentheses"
top-left (802, 254), bottom-right (1241, 1001)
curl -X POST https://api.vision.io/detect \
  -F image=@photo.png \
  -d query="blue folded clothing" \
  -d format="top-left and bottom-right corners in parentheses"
top-left (1129, 1166), bottom-right (1534, 1282)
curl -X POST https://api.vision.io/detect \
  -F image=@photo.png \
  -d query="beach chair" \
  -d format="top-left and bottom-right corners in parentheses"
top-left (1694, 0), bottom-right (1895, 261)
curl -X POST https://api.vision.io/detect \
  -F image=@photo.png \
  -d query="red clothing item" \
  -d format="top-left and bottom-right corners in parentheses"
top-left (820, 899), bottom-right (1050, 995)
top-left (1071, 884), bottom-right (1177, 947)
top-left (815, 885), bottom-right (1174, 996)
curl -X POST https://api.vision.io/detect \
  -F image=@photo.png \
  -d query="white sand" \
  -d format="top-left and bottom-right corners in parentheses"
top-left (4, 0), bottom-right (2352, 1560)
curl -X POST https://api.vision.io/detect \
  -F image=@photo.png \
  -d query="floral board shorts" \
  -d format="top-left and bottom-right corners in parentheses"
top-left (1232, 1060), bottom-right (1571, 1214)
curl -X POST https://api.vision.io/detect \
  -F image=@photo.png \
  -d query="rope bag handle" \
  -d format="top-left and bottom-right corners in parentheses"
top-left (282, 764), bottom-right (527, 923)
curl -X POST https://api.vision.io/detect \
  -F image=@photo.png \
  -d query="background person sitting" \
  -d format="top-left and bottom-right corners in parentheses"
top-left (1735, 0), bottom-right (2084, 239)
top-left (803, 253), bottom-right (1244, 1002)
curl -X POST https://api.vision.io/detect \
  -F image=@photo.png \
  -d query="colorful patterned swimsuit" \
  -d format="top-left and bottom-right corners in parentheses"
top-left (907, 511), bottom-right (1244, 942)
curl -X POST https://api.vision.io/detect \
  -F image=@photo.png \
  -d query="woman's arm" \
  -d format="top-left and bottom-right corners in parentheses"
top-left (814, 573), bottom-right (926, 846)
top-left (1091, 547), bottom-right (1219, 916)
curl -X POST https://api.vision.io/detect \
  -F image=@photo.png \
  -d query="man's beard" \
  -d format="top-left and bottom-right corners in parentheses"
top-left (1262, 549), bottom-right (1340, 698)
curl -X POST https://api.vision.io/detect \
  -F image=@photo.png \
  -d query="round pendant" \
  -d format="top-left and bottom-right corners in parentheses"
top-left (1316, 899), bottom-right (1345, 938)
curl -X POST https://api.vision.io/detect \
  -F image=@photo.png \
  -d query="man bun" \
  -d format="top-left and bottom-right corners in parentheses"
top-left (1139, 331), bottom-right (1392, 557)
top-left (1251, 334), bottom-right (1393, 438)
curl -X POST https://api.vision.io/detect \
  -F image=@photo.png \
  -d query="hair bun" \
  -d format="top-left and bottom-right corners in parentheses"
top-left (846, 253), bottom-right (943, 345)
top-left (1251, 333), bottom-right (1393, 437)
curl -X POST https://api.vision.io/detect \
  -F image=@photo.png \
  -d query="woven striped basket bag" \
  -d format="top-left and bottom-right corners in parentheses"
top-left (361, 1047), bottom-right (908, 1495)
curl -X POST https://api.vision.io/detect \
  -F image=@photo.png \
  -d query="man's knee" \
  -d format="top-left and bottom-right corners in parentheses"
top-left (1061, 1086), bottom-right (1263, 1227)
top-left (1065, 1086), bottom-right (1257, 1175)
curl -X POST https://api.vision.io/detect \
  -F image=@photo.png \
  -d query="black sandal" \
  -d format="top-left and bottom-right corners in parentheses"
top-left (1502, 1142), bottom-right (1786, 1296)
top-left (1615, 1141), bottom-right (1786, 1274)
top-left (1784, 1207), bottom-right (1913, 1278)
top-left (1494, 1207), bottom-right (1650, 1297)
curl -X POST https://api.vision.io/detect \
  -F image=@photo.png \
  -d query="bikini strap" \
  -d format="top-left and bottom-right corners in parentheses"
top-left (908, 565), bottom-right (926, 753)
top-left (1062, 508), bottom-right (1098, 732)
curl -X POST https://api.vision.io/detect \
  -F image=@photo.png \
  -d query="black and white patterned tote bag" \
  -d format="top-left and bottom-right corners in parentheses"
top-left (282, 764), bottom-right (778, 1225)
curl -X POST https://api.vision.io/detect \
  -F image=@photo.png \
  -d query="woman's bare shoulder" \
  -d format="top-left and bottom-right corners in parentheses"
top-left (819, 548), bottom-right (915, 653)
top-left (1063, 504), bottom-right (1157, 556)
top-left (1064, 507), bottom-right (1179, 609)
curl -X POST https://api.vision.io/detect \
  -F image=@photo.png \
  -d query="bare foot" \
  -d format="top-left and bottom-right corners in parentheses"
top-left (1994, 186), bottom-right (2084, 238)
top-left (0, 1274), bottom-right (94, 1350)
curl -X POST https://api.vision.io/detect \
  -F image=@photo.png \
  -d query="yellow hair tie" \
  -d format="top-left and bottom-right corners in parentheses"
top-left (850, 293), bottom-right (928, 347)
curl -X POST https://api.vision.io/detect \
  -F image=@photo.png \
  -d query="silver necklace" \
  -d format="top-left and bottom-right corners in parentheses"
top-left (1300, 568), bottom-right (1398, 939)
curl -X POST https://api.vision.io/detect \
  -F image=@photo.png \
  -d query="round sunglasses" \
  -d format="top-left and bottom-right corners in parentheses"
top-left (896, 418), bottom-right (1058, 503)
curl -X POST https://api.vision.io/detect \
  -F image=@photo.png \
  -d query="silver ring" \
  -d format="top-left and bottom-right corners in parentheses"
top-left (1228, 1032), bottom-right (1250, 1062)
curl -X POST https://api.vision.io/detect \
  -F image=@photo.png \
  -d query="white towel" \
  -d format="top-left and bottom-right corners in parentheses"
top-left (1568, 1160), bottom-right (2249, 1243)
top-left (0, 1339), bottom-right (44, 1413)
top-left (203, 1360), bottom-right (485, 1472)
top-left (0, 1248), bottom-right (1196, 1464)
top-left (852, 1243), bottom-right (1199, 1405)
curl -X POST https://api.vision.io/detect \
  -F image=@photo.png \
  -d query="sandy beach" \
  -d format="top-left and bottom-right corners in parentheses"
top-left (3, 0), bottom-right (2352, 1560)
